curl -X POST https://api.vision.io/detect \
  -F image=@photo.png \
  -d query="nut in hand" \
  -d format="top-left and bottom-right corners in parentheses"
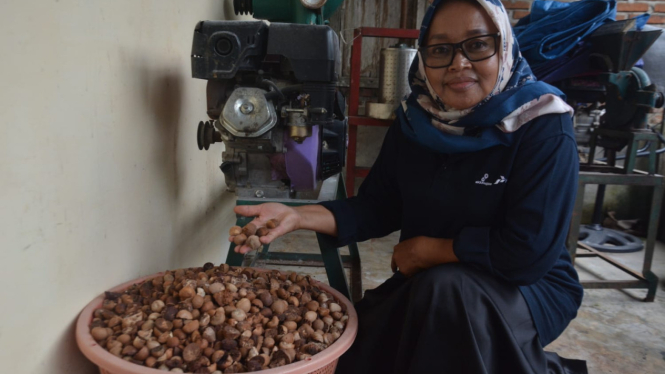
top-left (257, 227), bottom-right (270, 237)
top-left (229, 226), bottom-right (243, 236)
top-left (246, 235), bottom-right (262, 251)
top-left (233, 234), bottom-right (248, 246)
top-left (242, 223), bottom-right (257, 236)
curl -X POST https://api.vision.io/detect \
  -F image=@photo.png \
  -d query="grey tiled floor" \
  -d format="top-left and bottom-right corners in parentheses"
top-left (259, 230), bottom-right (665, 373)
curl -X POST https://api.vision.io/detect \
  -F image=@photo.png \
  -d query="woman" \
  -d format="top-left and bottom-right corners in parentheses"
top-left (231, 0), bottom-right (586, 372)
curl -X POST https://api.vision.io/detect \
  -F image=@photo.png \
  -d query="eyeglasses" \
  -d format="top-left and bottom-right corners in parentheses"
top-left (419, 33), bottom-right (500, 68)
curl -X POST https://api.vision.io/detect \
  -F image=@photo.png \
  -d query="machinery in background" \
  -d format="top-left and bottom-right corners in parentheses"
top-left (549, 18), bottom-right (665, 301)
top-left (561, 20), bottom-right (664, 151)
top-left (558, 19), bottom-right (664, 255)
top-left (192, 0), bottom-right (347, 200)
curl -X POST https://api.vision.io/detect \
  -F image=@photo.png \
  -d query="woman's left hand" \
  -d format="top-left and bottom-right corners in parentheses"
top-left (391, 236), bottom-right (458, 277)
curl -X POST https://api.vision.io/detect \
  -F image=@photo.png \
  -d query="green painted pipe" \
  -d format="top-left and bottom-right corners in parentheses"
top-left (251, 0), bottom-right (344, 25)
top-left (321, 0), bottom-right (344, 22)
top-left (252, 0), bottom-right (298, 24)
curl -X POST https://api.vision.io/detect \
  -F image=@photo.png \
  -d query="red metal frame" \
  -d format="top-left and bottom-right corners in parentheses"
top-left (346, 27), bottom-right (420, 197)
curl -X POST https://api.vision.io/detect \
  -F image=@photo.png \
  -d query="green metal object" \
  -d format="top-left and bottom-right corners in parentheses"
top-left (224, 175), bottom-right (363, 302)
top-left (567, 171), bottom-right (663, 302)
top-left (566, 131), bottom-right (663, 302)
top-left (236, 0), bottom-right (344, 25)
top-left (587, 129), bottom-right (660, 175)
top-left (601, 68), bottom-right (663, 132)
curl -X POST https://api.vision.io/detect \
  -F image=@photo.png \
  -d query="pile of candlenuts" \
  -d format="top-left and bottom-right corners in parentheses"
top-left (89, 263), bottom-right (348, 373)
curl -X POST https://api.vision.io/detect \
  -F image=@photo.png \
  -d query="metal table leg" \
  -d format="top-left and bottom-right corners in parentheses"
top-left (316, 233), bottom-right (351, 300)
top-left (347, 241), bottom-right (363, 303)
top-left (569, 168), bottom-right (663, 301)
top-left (644, 180), bottom-right (663, 301)
top-left (567, 182), bottom-right (587, 261)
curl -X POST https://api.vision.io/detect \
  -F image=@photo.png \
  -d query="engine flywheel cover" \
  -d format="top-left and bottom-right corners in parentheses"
top-left (221, 87), bottom-right (277, 138)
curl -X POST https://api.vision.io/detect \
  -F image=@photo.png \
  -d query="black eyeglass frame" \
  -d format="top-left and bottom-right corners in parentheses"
top-left (419, 33), bottom-right (501, 68)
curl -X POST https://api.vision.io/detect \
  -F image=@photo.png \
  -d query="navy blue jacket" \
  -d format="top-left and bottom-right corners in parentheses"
top-left (320, 113), bottom-right (583, 346)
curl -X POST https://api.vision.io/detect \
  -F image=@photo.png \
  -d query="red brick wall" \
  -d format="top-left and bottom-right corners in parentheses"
top-left (502, 0), bottom-right (665, 26)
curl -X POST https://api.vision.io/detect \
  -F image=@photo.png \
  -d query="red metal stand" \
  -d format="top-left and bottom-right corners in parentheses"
top-left (346, 27), bottom-right (420, 197)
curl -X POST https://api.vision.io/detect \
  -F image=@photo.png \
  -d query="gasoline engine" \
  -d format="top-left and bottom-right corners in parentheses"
top-left (192, 0), bottom-right (347, 200)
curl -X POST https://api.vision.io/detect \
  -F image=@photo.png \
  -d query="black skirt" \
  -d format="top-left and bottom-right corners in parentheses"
top-left (335, 264), bottom-right (587, 374)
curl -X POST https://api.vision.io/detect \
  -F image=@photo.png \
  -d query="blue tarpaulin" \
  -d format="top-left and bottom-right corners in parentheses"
top-left (514, 0), bottom-right (617, 68)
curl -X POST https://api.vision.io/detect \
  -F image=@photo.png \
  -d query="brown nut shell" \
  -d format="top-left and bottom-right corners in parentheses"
top-left (246, 235), bottom-right (262, 251)
top-left (233, 234), bottom-right (248, 246)
top-left (183, 343), bottom-right (202, 362)
top-left (242, 223), bottom-right (257, 236)
top-left (266, 219), bottom-right (280, 229)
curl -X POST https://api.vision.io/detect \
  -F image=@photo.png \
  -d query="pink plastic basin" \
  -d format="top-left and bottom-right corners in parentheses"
top-left (76, 271), bottom-right (358, 374)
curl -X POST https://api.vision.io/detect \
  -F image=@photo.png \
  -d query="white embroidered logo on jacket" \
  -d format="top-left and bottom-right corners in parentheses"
top-left (476, 174), bottom-right (507, 186)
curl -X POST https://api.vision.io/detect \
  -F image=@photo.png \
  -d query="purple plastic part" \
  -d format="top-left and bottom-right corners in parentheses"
top-left (270, 153), bottom-right (288, 181)
top-left (284, 126), bottom-right (320, 191)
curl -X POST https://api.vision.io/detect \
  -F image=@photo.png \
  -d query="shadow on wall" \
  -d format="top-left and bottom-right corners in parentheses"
top-left (138, 65), bottom-right (184, 204)
top-left (132, 60), bottom-right (236, 268)
top-left (124, 38), bottom-right (237, 266)
top-left (46, 57), bottom-right (190, 373)
top-left (45, 318), bottom-right (97, 374)
top-left (170, 186), bottom-right (236, 267)
top-left (223, 0), bottom-right (236, 19)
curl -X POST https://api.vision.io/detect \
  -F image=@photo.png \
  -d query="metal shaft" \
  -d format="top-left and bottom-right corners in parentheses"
top-left (591, 185), bottom-right (606, 226)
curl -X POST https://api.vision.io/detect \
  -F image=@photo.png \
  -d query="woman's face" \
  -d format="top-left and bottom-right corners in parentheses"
top-left (424, 1), bottom-right (500, 110)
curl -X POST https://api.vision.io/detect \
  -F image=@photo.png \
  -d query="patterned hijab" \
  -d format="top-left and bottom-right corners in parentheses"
top-left (398, 0), bottom-right (573, 153)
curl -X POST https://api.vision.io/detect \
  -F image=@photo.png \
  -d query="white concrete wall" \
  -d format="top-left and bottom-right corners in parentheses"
top-left (0, 1), bottom-right (241, 372)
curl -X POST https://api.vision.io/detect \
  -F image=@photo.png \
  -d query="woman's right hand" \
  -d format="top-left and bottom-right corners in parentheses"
top-left (230, 203), bottom-right (302, 254)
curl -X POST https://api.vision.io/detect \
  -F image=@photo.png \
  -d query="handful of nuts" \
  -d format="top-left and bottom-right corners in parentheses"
top-left (90, 263), bottom-right (348, 373)
top-left (229, 220), bottom-right (279, 252)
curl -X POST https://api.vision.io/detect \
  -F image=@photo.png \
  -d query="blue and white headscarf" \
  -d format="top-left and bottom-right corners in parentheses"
top-left (399, 0), bottom-right (573, 154)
